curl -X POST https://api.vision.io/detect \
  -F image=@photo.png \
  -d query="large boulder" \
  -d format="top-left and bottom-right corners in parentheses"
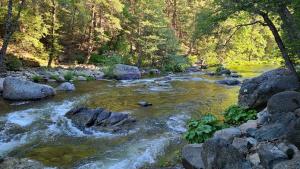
top-left (273, 154), bottom-right (300, 169)
top-left (255, 112), bottom-right (296, 141)
top-left (201, 138), bottom-right (251, 169)
top-left (257, 143), bottom-right (288, 169)
top-left (267, 91), bottom-right (300, 114)
top-left (182, 144), bottom-right (204, 169)
top-left (2, 77), bottom-right (56, 100)
top-left (112, 64), bottom-right (141, 80)
top-left (238, 68), bottom-right (299, 109)
top-left (65, 107), bottom-right (135, 132)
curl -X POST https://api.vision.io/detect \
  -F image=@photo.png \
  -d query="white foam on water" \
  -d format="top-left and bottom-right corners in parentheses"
top-left (166, 113), bottom-right (190, 133)
top-left (6, 109), bottom-right (39, 127)
top-left (77, 136), bottom-right (171, 169)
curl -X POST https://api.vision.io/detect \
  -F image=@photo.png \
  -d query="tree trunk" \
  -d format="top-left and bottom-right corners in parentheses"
top-left (0, 0), bottom-right (25, 70)
top-left (48, 0), bottom-right (57, 68)
top-left (84, 4), bottom-right (96, 64)
top-left (260, 12), bottom-right (299, 80)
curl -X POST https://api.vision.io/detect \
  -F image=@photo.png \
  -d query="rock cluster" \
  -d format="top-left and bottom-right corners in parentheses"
top-left (182, 91), bottom-right (300, 169)
top-left (65, 107), bottom-right (136, 132)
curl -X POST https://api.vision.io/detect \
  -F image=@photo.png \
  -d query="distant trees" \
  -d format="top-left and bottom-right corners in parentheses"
top-left (0, 0), bottom-right (299, 70)
top-left (194, 0), bottom-right (300, 77)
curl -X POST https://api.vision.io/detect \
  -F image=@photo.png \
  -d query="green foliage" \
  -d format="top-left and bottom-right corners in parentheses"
top-left (50, 74), bottom-right (60, 81)
top-left (223, 105), bottom-right (257, 125)
top-left (32, 75), bottom-right (43, 83)
top-left (163, 55), bottom-right (191, 72)
top-left (90, 54), bottom-right (123, 66)
top-left (5, 55), bottom-right (23, 71)
top-left (63, 71), bottom-right (75, 81)
top-left (184, 114), bottom-right (226, 144)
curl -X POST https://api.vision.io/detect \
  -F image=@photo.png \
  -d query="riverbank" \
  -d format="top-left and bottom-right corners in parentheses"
top-left (182, 68), bottom-right (300, 169)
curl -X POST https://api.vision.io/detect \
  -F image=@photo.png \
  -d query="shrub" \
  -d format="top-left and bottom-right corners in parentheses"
top-left (90, 53), bottom-right (123, 66)
top-left (223, 105), bottom-right (257, 125)
top-left (5, 54), bottom-right (23, 71)
top-left (86, 76), bottom-right (96, 81)
top-left (32, 75), bottom-right (43, 83)
top-left (50, 74), bottom-right (60, 81)
top-left (163, 55), bottom-right (190, 72)
top-left (184, 114), bottom-right (226, 143)
top-left (64, 71), bottom-right (74, 81)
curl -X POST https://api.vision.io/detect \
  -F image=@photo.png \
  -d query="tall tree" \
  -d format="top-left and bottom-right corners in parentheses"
top-left (0, 0), bottom-right (26, 69)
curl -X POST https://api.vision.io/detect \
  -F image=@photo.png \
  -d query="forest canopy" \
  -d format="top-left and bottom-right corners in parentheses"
top-left (0, 0), bottom-right (299, 72)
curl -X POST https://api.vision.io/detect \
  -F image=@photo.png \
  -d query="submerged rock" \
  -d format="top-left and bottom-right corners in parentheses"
top-left (138, 101), bottom-right (153, 107)
top-left (65, 107), bottom-right (136, 132)
top-left (112, 64), bottom-right (141, 80)
top-left (238, 68), bottom-right (299, 109)
top-left (216, 79), bottom-right (241, 86)
top-left (0, 157), bottom-right (45, 169)
top-left (56, 82), bottom-right (75, 91)
top-left (2, 77), bottom-right (56, 100)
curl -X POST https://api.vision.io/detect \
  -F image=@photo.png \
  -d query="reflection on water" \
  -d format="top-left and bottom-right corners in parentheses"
top-left (0, 65), bottom-right (275, 168)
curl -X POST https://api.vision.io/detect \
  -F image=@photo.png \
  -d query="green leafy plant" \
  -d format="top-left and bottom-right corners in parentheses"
top-left (64, 71), bottom-right (74, 81)
top-left (223, 105), bottom-right (257, 125)
top-left (32, 75), bottom-right (43, 83)
top-left (184, 114), bottom-right (226, 144)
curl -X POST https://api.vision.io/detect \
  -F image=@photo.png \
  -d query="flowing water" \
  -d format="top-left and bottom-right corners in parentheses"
top-left (0, 65), bottom-right (277, 169)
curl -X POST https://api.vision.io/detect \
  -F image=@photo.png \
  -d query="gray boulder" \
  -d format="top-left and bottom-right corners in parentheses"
top-left (3, 77), bottom-right (56, 100)
top-left (56, 82), bottom-right (75, 91)
top-left (238, 68), bottom-right (299, 109)
top-left (201, 138), bottom-right (252, 169)
top-left (112, 64), bottom-right (141, 80)
top-left (182, 144), bottom-right (204, 169)
top-left (258, 143), bottom-right (288, 169)
top-left (273, 154), bottom-right (300, 169)
top-left (216, 79), bottom-right (241, 86)
top-left (255, 112), bottom-right (296, 141)
top-left (65, 107), bottom-right (135, 132)
top-left (213, 127), bottom-right (242, 142)
top-left (267, 91), bottom-right (300, 114)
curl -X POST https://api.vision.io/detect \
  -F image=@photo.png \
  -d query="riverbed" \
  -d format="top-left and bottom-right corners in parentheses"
top-left (0, 65), bottom-right (276, 169)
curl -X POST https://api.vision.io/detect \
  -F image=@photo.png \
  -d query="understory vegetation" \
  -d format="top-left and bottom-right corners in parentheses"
top-left (185, 105), bottom-right (257, 143)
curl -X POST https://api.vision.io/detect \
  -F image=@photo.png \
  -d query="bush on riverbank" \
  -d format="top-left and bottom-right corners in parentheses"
top-left (223, 105), bottom-right (257, 125)
top-left (185, 105), bottom-right (257, 143)
top-left (184, 114), bottom-right (226, 143)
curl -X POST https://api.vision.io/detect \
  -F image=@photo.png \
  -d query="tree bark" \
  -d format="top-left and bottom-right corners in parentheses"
top-left (48, 0), bottom-right (57, 68)
top-left (260, 12), bottom-right (299, 80)
top-left (0, 0), bottom-right (25, 69)
top-left (84, 4), bottom-right (96, 64)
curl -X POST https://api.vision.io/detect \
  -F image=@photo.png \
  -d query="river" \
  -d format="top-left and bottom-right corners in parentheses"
top-left (0, 65), bottom-right (276, 169)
